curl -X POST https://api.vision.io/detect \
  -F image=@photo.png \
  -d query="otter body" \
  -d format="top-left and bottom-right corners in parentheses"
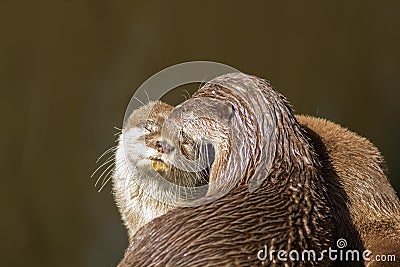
top-left (112, 73), bottom-right (400, 266)
top-left (298, 116), bottom-right (400, 266)
top-left (117, 74), bottom-right (333, 266)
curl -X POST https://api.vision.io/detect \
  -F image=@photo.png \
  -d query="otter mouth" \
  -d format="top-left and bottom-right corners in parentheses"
top-left (148, 151), bottom-right (213, 188)
top-left (149, 154), bottom-right (169, 173)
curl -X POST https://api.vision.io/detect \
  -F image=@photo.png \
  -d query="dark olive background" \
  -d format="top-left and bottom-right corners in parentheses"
top-left (1, 1), bottom-right (399, 266)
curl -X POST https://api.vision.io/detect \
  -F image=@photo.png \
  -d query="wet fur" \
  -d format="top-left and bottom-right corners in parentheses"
top-left (298, 116), bottom-right (400, 266)
top-left (113, 101), bottom-right (210, 240)
top-left (119, 74), bottom-right (333, 266)
top-left (115, 73), bottom-right (400, 266)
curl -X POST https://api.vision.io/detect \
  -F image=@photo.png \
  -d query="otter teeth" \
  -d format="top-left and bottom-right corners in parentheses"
top-left (149, 155), bottom-right (169, 173)
top-left (149, 155), bottom-right (162, 161)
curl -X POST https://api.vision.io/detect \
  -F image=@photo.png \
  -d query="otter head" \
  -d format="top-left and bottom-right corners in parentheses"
top-left (113, 101), bottom-right (175, 238)
top-left (157, 73), bottom-right (281, 201)
top-left (113, 101), bottom-right (217, 238)
top-left (158, 98), bottom-right (233, 200)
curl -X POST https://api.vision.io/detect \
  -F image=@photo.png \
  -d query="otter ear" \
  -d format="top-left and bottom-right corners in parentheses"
top-left (196, 99), bottom-right (234, 124)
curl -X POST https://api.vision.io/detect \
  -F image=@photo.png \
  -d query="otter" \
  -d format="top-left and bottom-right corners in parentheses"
top-left (116, 73), bottom-right (333, 266)
top-left (113, 73), bottom-right (400, 266)
top-left (112, 101), bottom-right (174, 238)
top-left (113, 101), bottom-right (210, 239)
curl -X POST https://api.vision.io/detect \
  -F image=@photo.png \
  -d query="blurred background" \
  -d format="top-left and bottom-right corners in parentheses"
top-left (1, 1), bottom-right (399, 266)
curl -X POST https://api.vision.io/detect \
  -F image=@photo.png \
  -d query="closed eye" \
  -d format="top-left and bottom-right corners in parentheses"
top-left (179, 130), bottom-right (196, 159)
top-left (144, 119), bottom-right (158, 132)
top-left (181, 143), bottom-right (196, 159)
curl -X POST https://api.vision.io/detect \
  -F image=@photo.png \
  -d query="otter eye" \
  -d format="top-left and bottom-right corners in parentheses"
top-left (181, 143), bottom-right (195, 159)
top-left (179, 130), bottom-right (196, 159)
top-left (144, 119), bottom-right (157, 132)
top-left (138, 119), bottom-right (146, 128)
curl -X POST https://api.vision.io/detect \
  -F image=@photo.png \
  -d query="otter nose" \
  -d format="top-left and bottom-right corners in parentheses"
top-left (156, 141), bottom-right (174, 154)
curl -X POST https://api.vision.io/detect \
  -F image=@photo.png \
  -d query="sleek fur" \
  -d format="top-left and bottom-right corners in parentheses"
top-left (118, 73), bottom-right (333, 266)
top-left (115, 73), bottom-right (400, 266)
top-left (298, 115), bottom-right (400, 266)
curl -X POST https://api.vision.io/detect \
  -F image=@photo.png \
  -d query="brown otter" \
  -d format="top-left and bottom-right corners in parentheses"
top-left (112, 101), bottom-right (174, 239)
top-left (113, 101), bottom-right (210, 239)
top-left (117, 73), bottom-right (333, 266)
top-left (114, 73), bottom-right (400, 266)
top-left (112, 100), bottom-right (238, 240)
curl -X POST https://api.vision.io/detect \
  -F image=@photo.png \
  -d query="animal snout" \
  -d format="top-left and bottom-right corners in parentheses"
top-left (156, 141), bottom-right (174, 154)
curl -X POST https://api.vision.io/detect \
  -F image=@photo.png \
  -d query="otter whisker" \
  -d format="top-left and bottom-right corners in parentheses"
top-left (181, 89), bottom-right (191, 101)
top-left (92, 156), bottom-right (115, 177)
top-left (95, 145), bottom-right (118, 163)
top-left (103, 152), bottom-right (118, 166)
top-left (94, 158), bottom-right (115, 187)
top-left (98, 164), bottom-right (115, 193)
top-left (198, 77), bottom-right (207, 91)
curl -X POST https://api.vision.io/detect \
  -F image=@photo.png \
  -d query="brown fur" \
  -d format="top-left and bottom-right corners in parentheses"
top-left (297, 115), bottom-right (400, 266)
top-left (113, 101), bottom-right (176, 239)
top-left (116, 74), bottom-right (400, 266)
top-left (118, 74), bottom-right (333, 266)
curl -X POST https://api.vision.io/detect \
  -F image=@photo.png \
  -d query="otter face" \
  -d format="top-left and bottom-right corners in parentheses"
top-left (115, 101), bottom-right (172, 183)
top-left (112, 102), bottom-right (175, 238)
top-left (157, 97), bottom-right (233, 178)
top-left (158, 97), bottom-right (236, 197)
top-left (156, 127), bottom-right (215, 178)
top-left (112, 101), bottom-right (216, 238)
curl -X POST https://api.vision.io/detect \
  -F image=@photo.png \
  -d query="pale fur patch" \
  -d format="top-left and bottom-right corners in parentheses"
top-left (113, 127), bottom-right (174, 239)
